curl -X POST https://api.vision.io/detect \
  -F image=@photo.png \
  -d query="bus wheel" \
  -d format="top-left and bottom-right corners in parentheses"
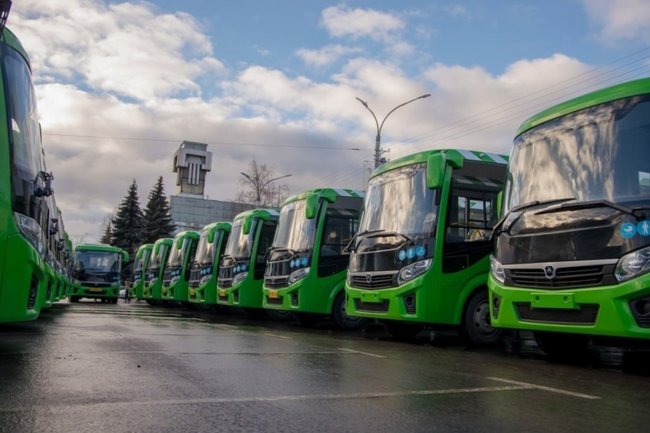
top-left (69, 296), bottom-right (79, 303)
top-left (533, 332), bottom-right (590, 362)
top-left (333, 292), bottom-right (368, 330)
top-left (461, 290), bottom-right (504, 347)
top-left (384, 321), bottom-right (423, 342)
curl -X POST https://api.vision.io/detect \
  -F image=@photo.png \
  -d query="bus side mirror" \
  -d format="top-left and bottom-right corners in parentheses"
top-left (426, 154), bottom-right (446, 189)
top-left (305, 195), bottom-right (319, 219)
top-left (243, 218), bottom-right (252, 235)
top-left (122, 251), bottom-right (129, 262)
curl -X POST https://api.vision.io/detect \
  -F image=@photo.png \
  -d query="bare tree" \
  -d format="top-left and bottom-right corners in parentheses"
top-left (237, 159), bottom-right (291, 208)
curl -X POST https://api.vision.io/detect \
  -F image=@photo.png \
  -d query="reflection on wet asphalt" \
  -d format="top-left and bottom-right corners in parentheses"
top-left (0, 301), bottom-right (648, 433)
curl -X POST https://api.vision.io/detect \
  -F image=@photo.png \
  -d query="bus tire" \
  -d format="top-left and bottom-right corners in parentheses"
top-left (461, 289), bottom-right (504, 347)
top-left (332, 291), bottom-right (368, 330)
top-left (69, 296), bottom-right (79, 303)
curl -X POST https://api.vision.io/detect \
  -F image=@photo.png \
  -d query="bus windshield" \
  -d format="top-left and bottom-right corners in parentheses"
top-left (74, 251), bottom-right (120, 282)
top-left (149, 245), bottom-right (168, 269)
top-left (134, 249), bottom-right (151, 272)
top-left (360, 163), bottom-right (438, 240)
top-left (4, 45), bottom-right (44, 220)
top-left (195, 230), bottom-right (218, 265)
top-left (506, 95), bottom-right (650, 213)
top-left (167, 240), bottom-right (185, 267)
top-left (224, 220), bottom-right (253, 260)
top-left (272, 200), bottom-right (316, 252)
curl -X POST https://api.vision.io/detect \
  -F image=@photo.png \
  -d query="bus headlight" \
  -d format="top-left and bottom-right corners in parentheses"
top-left (233, 272), bottom-right (248, 286)
top-left (397, 259), bottom-right (432, 285)
top-left (490, 255), bottom-right (506, 284)
top-left (615, 246), bottom-right (650, 282)
top-left (170, 276), bottom-right (180, 286)
top-left (200, 275), bottom-right (211, 286)
top-left (289, 267), bottom-right (310, 285)
top-left (14, 212), bottom-right (45, 255)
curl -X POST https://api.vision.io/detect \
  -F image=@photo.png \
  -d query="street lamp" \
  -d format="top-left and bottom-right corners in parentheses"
top-left (240, 172), bottom-right (292, 206)
top-left (356, 93), bottom-right (431, 168)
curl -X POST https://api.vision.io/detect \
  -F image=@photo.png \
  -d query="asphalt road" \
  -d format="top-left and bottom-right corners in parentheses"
top-left (0, 301), bottom-right (648, 433)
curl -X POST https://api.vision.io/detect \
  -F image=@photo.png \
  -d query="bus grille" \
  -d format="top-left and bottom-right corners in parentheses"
top-left (349, 272), bottom-right (396, 289)
top-left (265, 276), bottom-right (289, 289)
top-left (507, 265), bottom-right (616, 289)
top-left (515, 303), bottom-right (599, 325)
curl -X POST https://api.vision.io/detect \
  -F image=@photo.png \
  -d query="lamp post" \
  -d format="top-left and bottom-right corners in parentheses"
top-left (355, 93), bottom-right (431, 168)
top-left (240, 172), bottom-right (292, 206)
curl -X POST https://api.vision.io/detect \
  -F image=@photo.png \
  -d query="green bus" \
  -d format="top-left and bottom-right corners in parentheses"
top-left (217, 209), bottom-right (279, 311)
top-left (263, 188), bottom-right (367, 329)
top-left (142, 237), bottom-right (173, 304)
top-left (129, 243), bottom-right (153, 299)
top-left (70, 244), bottom-right (128, 303)
top-left (188, 222), bottom-right (231, 305)
top-left (161, 230), bottom-right (200, 303)
top-left (0, 11), bottom-right (54, 322)
top-left (489, 78), bottom-right (650, 354)
top-left (345, 149), bottom-right (507, 345)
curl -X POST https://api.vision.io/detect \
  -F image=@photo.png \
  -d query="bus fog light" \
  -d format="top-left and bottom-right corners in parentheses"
top-left (615, 246), bottom-right (650, 282)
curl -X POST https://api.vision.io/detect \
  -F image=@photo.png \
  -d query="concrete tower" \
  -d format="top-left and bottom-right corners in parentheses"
top-left (173, 141), bottom-right (212, 197)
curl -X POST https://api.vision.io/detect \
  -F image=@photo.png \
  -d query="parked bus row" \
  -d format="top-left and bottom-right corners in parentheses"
top-left (126, 77), bottom-right (650, 355)
top-left (0, 4), bottom-right (85, 324)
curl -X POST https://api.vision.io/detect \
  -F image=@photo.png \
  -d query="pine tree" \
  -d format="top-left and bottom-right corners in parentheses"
top-left (142, 176), bottom-right (176, 244)
top-left (100, 217), bottom-right (114, 245)
top-left (111, 179), bottom-right (144, 257)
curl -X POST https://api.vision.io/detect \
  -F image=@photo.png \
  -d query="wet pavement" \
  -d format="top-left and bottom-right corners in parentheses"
top-left (0, 300), bottom-right (649, 433)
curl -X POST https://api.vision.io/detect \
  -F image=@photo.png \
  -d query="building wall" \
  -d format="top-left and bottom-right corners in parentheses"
top-left (170, 195), bottom-right (257, 234)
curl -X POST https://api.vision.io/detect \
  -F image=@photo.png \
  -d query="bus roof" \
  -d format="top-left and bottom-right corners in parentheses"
top-left (136, 244), bottom-right (154, 253)
top-left (283, 188), bottom-right (365, 206)
top-left (233, 208), bottom-right (280, 223)
top-left (201, 221), bottom-right (232, 234)
top-left (153, 238), bottom-right (174, 247)
top-left (516, 77), bottom-right (650, 137)
top-left (1, 27), bottom-right (30, 70)
top-left (371, 149), bottom-right (508, 179)
top-left (74, 243), bottom-right (125, 254)
top-left (173, 230), bottom-right (200, 240)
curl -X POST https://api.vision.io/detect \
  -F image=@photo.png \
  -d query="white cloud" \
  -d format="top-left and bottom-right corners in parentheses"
top-left (581, 0), bottom-right (650, 43)
top-left (12, 0), bottom-right (225, 102)
top-left (321, 5), bottom-right (405, 40)
top-left (296, 44), bottom-right (361, 67)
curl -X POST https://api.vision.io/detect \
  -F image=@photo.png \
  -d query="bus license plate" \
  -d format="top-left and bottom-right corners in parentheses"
top-left (219, 289), bottom-right (226, 297)
top-left (88, 288), bottom-right (103, 293)
top-left (269, 290), bottom-right (279, 299)
top-left (531, 292), bottom-right (576, 309)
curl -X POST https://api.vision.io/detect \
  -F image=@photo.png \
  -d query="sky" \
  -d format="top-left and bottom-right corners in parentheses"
top-left (9, 0), bottom-right (650, 244)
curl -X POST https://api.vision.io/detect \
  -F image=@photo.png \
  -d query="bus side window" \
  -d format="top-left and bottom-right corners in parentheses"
top-left (318, 209), bottom-right (359, 277)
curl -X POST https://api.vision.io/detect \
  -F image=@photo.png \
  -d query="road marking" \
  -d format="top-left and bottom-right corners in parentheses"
top-left (337, 347), bottom-right (386, 359)
top-left (487, 377), bottom-right (600, 400)
top-left (0, 385), bottom-right (533, 413)
top-left (263, 332), bottom-right (292, 340)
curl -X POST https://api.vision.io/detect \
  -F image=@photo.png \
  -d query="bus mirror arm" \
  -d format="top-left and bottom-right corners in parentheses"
top-left (33, 171), bottom-right (54, 197)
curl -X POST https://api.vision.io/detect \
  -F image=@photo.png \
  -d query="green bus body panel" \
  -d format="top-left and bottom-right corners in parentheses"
top-left (516, 77), bottom-right (650, 136)
top-left (0, 28), bottom-right (47, 323)
top-left (218, 210), bottom-right (279, 309)
top-left (129, 243), bottom-right (153, 299)
top-left (491, 78), bottom-right (650, 341)
top-left (489, 274), bottom-right (650, 339)
top-left (345, 149), bottom-right (507, 325)
top-left (162, 231), bottom-right (200, 302)
top-left (142, 238), bottom-right (173, 301)
top-left (262, 189), bottom-right (364, 315)
top-left (188, 222), bottom-right (231, 305)
top-left (70, 244), bottom-right (126, 300)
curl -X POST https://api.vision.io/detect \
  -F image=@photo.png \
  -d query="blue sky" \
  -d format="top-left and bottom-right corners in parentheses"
top-left (10, 0), bottom-right (650, 242)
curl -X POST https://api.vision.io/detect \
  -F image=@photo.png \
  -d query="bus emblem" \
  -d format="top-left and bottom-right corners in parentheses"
top-left (544, 265), bottom-right (556, 280)
top-left (366, 274), bottom-right (373, 284)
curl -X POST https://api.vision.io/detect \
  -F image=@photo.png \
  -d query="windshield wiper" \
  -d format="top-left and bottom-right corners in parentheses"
top-left (492, 197), bottom-right (576, 238)
top-left (534, 199), bottom-right (640, 219)
top-left (344, 229), bottom-right (413, 253)
top-left (343, 229), bottom-right (385, 253)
